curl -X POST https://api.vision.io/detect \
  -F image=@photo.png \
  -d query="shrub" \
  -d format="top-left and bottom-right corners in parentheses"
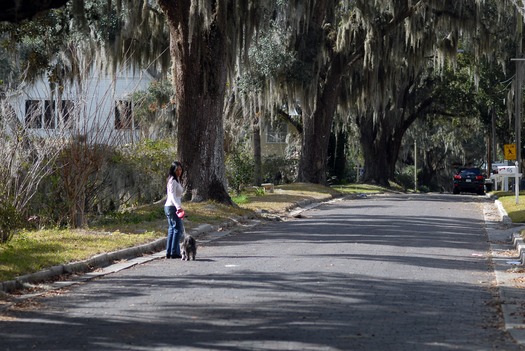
top-left (99, 139), bottom-right (174, 211)
top-left (226, 147), bottom-right (254, 196)
top-left (0, 198), bottom-right (23, 243)
top-left (262, 155), bottom-right (298, 184)
top-left (29, 138), bottom-right (175, 227)
top-left (395, 166), bottom-right (417, 191)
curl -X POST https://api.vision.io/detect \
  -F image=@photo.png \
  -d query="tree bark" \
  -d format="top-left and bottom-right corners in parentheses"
top-left (0, 0), bottom-right (69, 22)
top-left (159, 0), bottom-right (233, 205)
top-left (357, 112), bottom-right (404, 187)
top-left (297, 54), bottom-right (343, 184)
top-left (253, 115), bottom-right (262, 186)
top-left (328, 129), bottom-right (347, 183)
top-left (357, 81), bottom-right (434, 186)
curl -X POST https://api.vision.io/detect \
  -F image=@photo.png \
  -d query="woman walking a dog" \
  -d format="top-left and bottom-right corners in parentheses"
top-left (165, 161), bottom-right (185, 259)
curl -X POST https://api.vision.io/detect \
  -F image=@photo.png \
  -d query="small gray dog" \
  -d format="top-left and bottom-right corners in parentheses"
top-left (180, 234), bottom-right (197, 261)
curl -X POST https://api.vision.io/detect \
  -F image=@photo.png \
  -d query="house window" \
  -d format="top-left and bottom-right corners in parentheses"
top-left (115, 100), bottom-right (137, 129)
top-left (44, 100), bottom-right (56, 129)
top-left (25, 100), bottom-right (42, 128)
top-left (59, 100), bottom-right (74, 129)
top-left (25, 99), bottom-right (74, 129)
top-left (266, 120), bottom-right (287, 143)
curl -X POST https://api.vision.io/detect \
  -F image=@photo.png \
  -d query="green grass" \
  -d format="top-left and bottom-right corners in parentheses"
top-left (0, 199), bottom-right (255, 282)
top-left (492, 191), bottom-right (525, 223)
top-left (237, 182), bottom-right (341, 213)
top-left (0, 229), bottom-right (163, 282)
top-left (232, 194), bottom-right (249, 204)
top-left (331, 183), bottom-right (398, 194)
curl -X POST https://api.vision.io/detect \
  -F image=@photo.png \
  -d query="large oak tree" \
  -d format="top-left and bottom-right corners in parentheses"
top-left (282, 0), bottom-right (516, 186)
top-left (156, 0), bottom-right (278, 204)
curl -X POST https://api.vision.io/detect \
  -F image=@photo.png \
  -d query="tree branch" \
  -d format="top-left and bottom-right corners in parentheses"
top-left (276, 108), bottom-right (303, 134)
top-left (0, 0), bottom-right (69, 23)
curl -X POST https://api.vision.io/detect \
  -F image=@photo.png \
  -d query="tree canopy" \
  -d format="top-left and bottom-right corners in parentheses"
top-left (1, 0), bottom-right (524, 195)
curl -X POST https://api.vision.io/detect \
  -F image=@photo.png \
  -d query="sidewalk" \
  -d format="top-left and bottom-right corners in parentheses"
top-left (485, 197), bottom-right (525, 346)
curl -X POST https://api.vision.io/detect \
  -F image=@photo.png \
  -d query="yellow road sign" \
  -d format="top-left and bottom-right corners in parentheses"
top-left (504, 144), bottom-right (517, 160)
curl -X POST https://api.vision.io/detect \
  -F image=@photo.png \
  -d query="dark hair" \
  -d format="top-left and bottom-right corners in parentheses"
top-left (168, 161), bottom-right (184, 183)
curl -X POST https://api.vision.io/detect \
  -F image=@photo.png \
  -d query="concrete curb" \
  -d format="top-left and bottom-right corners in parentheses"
top-left (486, 196), bottom-right (525, 345)
top-left (0, 217), bottom-right (254, 296)
top-left (0, 193), bottom-right (334, 302)
top-left (0, 237), bottom-right (166, 294)
top-left (513, 233), bottom-right (525, 265)
top-left (0, 192), bottom-right (341, 296)
top-left (492, 197), bottom-right (525, 265)
top-left (494, 198), bottom-right (513, 226)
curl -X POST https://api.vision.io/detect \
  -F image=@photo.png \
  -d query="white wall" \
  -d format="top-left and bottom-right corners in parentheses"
top-left (5, 66), bottom-right (153, 145)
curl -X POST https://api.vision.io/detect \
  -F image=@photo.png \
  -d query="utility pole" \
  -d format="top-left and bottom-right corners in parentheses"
top-left (511, 58), bottom-right (524, 204)
top-left (512, 58), bottom-right (524, 171)
top-left (414, 140), bottom-right (417, 192)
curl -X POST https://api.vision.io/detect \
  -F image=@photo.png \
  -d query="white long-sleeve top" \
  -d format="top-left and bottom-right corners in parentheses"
top-left (165, 177), bottom-right (183, 209)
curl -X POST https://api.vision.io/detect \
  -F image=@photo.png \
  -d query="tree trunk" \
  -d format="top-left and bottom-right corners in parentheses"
top-left (253, 116), bottom-right (262, 186)
top-left (159, 0), bottom-right (233, 205)
top-left (297, 54), bottom-right (343, 184)
top-left (357, 112), bottom-right (405, 187)
top-left (327, 129), bottom-right (347, 183)
top-left (357, 75), bottom-right (434, 187)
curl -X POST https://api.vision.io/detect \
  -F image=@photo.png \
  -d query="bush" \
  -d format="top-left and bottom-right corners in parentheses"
top-left (28, 138), bottom-right (175, 227)
top-left (395, 166), bottom-right (416, 191)
top-left (262, 155), bottom-right (298, 184)
top-left (100, 139), bottom-right (174, 211)
top-left (226, 147), bottom-right (254, 196)
top-left (0, 199), bottom-right (22, 243)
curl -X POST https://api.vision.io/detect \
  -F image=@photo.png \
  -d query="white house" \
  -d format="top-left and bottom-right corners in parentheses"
top-left (260, 117), bottom-right (290, 157)
top-left (4, 66), bottom-right (154, 145)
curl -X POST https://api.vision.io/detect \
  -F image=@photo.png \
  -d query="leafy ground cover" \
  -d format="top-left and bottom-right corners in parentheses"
top-left (0, 183), bottom-right (391, 282)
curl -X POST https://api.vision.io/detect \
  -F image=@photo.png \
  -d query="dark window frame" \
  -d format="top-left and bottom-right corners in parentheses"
top-left (115, 100), bottom-right (138, 130)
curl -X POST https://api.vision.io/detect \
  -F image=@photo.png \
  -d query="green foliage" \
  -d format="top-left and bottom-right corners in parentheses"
top-left (395, 166), bottom-right (416, 192)
top-left (82, 0), bottom-right (122, 42)
top-left (226, 147), bottom-right (255, 196)
top-left (125, 139), bottom-right (174, 181)
top-left (29, 139), bottom-right (175, 227)
top-left (254, 187), bottom-right (265, 196)
top-left (231, 194), bottom-right (249, 204)
top-left (262, 155), bottom-right (298, 184)
top-left (131, 80), bottom-right (176, 137)
top-left (98, 138), bottom-right (175, 212)
top-left (398, 49), bottom-right (501, 191)
top-left (92, 206), bottom-right (165, 226)
top-left (0, 8), bottom-right (72, 80)
top-left (30, 172), bottom-right (69, 228)
top-left (0, 198), bottom-right (23, 243)
top-left (238, 20), bottom-right (298, 93)
top-left (0, 0), bottom-right (150, 85)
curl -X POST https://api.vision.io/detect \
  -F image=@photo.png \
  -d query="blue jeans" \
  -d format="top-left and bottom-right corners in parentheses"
top-left (164, 206), bottom-right (183, 257)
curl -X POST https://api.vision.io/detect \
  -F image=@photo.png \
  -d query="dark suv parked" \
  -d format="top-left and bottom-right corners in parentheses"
top-left (453, 167), bottom-right (485, 195)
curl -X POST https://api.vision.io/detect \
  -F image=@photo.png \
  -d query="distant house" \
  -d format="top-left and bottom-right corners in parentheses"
top-left (4, 66), bottom-right (154, 145)
top-left (261, 118), bottom-right (288, 157)
top-left (259, 109), bottom-right (301, 158)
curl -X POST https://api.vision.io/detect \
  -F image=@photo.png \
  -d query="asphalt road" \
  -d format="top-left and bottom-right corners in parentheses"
top-left (1, 193), bottom-right (524, 350)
